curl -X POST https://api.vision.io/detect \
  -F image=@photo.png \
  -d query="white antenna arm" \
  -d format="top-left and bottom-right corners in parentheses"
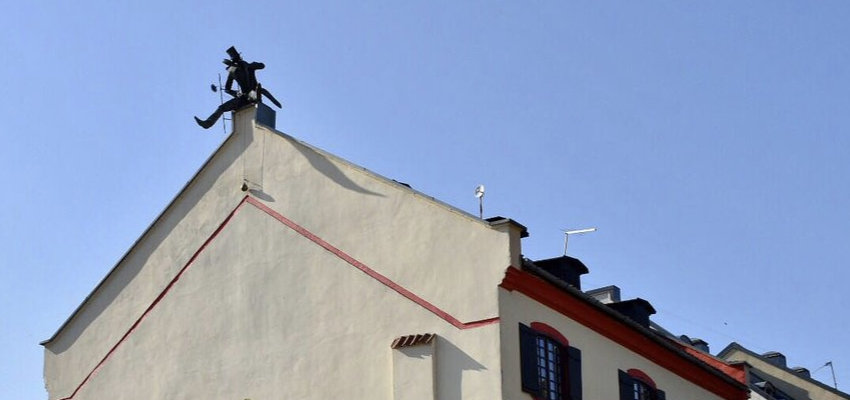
top-left (563, 227), bottom-right (597, 255)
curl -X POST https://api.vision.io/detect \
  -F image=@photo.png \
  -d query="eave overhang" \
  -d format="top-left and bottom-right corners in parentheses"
top-left (500, 266), bottom-right (749, 400)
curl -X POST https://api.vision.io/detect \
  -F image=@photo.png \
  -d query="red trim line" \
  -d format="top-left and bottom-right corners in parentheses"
top-left (245, 196), bottom-right (499, 330)
top-left (500, 266), bottom-right (748, 400)
top-left (530, 322), bottom-right (569, 346)
top-left (59, 196), bottom-right (251, 400)
top-left (59, 196), bottom-right (499, 399)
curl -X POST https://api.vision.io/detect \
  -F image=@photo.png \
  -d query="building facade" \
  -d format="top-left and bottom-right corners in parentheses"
top-left (42, 106), bottom-right (748, 400)
top-left (718, 343), bottom-right (849, 400)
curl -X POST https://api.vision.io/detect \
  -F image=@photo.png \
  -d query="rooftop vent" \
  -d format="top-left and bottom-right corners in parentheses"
top-left (689, 338), bottom-right (710, 353)
top-left (762, 352), bottom-right (787, 368)
top-left (792, 367), bottom-right (811, 378)
top-left (585, 285), bottom-right (621, 304)
top-left (532, 255), bottom-right (589, 289)
top-left (607, 298), bottom-right (656, 328)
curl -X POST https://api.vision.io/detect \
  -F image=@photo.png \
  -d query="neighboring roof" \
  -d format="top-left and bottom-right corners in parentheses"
top-left (718, 342), bottom-right (850, 399)
top-left (671, 341), bottom-right (747, 385)
top-left (43, 112), bottom-right (521, 346)
top-left (502, 260), bottom-right (749, 400)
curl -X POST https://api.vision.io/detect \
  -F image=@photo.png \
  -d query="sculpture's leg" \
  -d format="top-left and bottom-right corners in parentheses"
top-left (195, 97), bottom-right (243, 129)
top-left (260, 87), bottom-right (282, 108)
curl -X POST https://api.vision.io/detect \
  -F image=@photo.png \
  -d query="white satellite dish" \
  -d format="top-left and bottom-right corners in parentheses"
top-left (474, 185), bottom-right (485, 219)
top-left (474, 185), bottom-right (485, 198)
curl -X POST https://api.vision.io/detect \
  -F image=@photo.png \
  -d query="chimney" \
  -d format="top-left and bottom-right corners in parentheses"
top-left (689, 338), bottom-right (710, 353)
top-left (256, 102), bottom-right (276, 128)
top-left (607, 298), bottom-right (656, 328)
top-left (532, 255), bottom-right (589, 289)
top-left (762, 352), bottom-right (787, 368)
top-left (792, 367), bottom-right (811, 378)
top-left (586, 285), bottom-right (621, 304)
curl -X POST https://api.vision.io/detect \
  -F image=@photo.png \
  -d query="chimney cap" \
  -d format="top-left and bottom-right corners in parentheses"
top-left (607, 298), bottom-right (656, 328)
top-left (534, 255), bottom-right (589, 274)
top-left (761, 351), bottom-right (787, 368)
top-left (532, 255), bottom-right (589, 289)
top-left (586, 285), bottom-right (622, 304)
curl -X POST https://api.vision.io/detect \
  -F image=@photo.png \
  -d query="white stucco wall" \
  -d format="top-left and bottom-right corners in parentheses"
top-left (499, 287), bottom-right (729, 400)
top-left (43, 107), bottom-right (515, 399)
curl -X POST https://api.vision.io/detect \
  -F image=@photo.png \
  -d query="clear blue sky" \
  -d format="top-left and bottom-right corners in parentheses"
top-left (3, 2), bottom-right (849, 398)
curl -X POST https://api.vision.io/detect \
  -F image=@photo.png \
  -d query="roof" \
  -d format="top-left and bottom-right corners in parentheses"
top-left (671, 341), bottom-right (747, 384)
top-left (504, 259), bottom-right (750, 399)
top-left (718, 342), bottom-right (850, 399)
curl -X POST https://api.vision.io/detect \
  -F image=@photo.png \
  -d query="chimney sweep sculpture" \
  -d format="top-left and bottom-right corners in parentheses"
top-left (194, 46), bottom-right (282, 129)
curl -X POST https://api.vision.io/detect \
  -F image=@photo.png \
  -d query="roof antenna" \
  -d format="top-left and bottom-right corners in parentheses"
top-left (474, 185), bottom-right (485, 219)
top-left (814, 361), bottom-right (839, 389)
top-left (210, 73), bottom-right (232, 133)
top-left (563, 228), bottom-right (597, 255)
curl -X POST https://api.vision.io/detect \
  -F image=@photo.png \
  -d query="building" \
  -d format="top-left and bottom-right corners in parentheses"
top-left (717, 343), bottom-right (849, 400)
top-left (42, 105), bottom-right (749, 400)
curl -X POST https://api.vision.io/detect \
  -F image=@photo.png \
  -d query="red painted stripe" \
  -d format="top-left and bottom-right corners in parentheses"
top-left (60, 196), bottom-right (251, 400)
top-left (245, 196), bottom-right (499, 330)
top-left (60, 195), bottom-right (498, 399)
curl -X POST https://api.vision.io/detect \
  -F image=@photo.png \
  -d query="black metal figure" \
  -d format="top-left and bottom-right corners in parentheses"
top-left (195, 46), bottom-right (282, 129)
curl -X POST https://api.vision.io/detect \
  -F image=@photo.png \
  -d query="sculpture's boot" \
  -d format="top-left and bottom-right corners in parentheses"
top-left (194, 110), bottom-right (223, 129)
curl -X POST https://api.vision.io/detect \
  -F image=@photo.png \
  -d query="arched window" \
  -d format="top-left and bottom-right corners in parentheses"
top-left (618, 369), bottom-right (665, 400)
top-left (519, 322), bottom-right (582, 400)
top-left (536, 333), bottom-right (563, 400)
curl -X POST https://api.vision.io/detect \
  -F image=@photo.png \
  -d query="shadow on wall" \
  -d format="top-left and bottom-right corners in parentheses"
top-left (437, 336), bottom-right (487, 399)
top-left (45, 131), bottom-right (248, 354)
top-left (280, 133), bottom-right (385, 197)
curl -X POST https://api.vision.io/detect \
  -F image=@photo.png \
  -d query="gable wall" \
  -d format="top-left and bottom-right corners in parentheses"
top-left (44, 107), bottom-right (515, 399)
top-left (55, 203), bottom-right (503, 399)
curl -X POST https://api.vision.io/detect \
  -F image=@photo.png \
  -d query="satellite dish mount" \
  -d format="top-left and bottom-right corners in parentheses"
top-left (474, 185), bottom-right (485, 219)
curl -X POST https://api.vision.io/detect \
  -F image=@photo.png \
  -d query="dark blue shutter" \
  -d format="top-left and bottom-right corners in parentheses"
top-left (656, 389), bottom-right (666, 400)
top-left (519, 323), bottom-right (540, 395)
top-left (619, 370), bottom-right (634, 400)
top-left (567, 346), bottom-right (582, 400)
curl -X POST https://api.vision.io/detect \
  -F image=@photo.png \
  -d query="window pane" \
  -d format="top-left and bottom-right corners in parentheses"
top-left (535, 336), bottom-right (563, 400)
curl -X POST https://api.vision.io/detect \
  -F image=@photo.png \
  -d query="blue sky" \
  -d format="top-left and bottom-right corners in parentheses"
top-left (3, 2), bottom-right (849, 398)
